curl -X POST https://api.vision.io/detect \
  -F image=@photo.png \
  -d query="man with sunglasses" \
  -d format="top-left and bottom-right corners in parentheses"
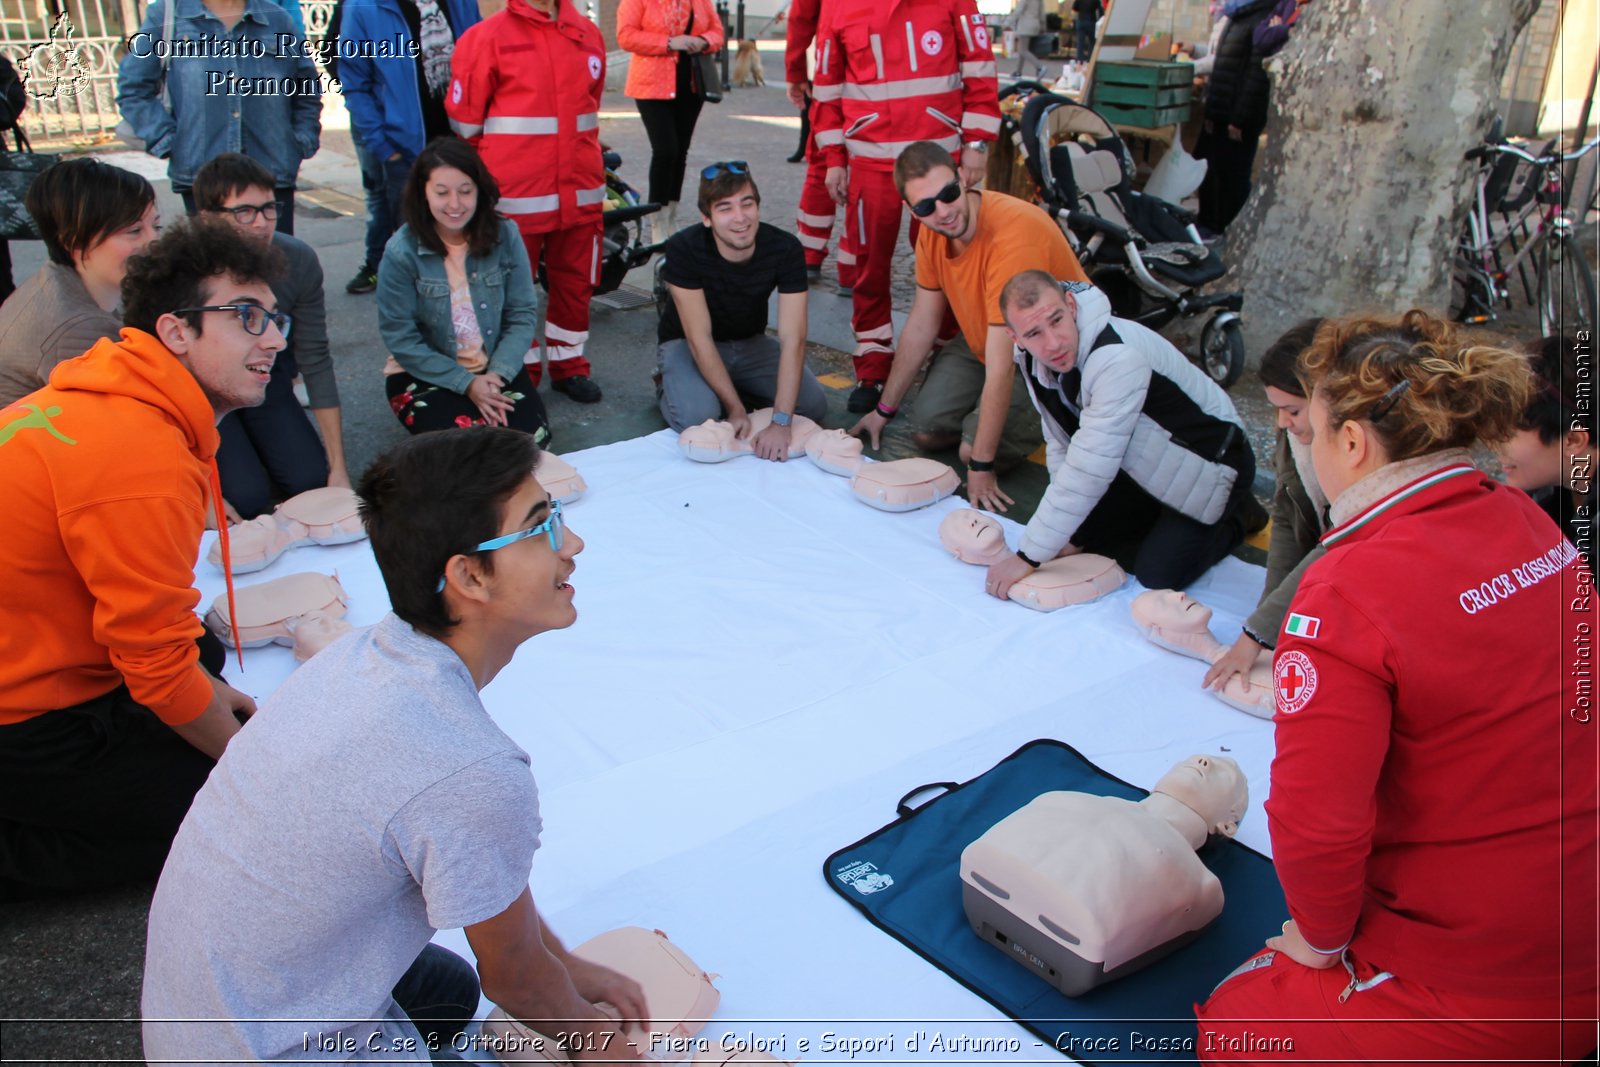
top-left (144, 428), bottom-right (648, 1064)
top-left (0, 218), bottom-right (286, 901)
top-left (810, 0), bottom-right (1001, 413)
top-left (656, 161), bottom-right (828, 454)
top-left (195, 153), bottom-right (349, 521)
top-left (848, 142), bottom-right (1087, 512)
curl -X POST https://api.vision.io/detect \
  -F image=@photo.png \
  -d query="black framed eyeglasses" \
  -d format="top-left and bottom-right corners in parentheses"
top-left (701, 160), bottom-right (749, 181)
top-left (172, 304), bottom-right (292, 339)
top-left (907, 180), bottom-right (963, 218)
top-left (219, 201), bottom-right (280, 224)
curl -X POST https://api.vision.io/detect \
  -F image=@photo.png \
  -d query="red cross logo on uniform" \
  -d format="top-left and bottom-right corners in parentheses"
top-left (1275, 650), bottom-right (1318, 715)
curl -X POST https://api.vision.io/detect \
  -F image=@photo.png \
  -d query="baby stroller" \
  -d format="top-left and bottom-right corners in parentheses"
top-left (595, 149), bottom-right (663, 296)
top-left (1015, 89), bottom-right (1246, 387)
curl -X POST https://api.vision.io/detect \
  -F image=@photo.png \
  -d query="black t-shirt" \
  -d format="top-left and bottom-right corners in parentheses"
top-left (658, 222), bottom-right (808, 344)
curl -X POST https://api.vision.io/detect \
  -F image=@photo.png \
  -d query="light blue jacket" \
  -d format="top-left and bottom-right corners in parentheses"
top-left (117, 0), bottom-right (322, 188)
top-left (377, 217), bottom-right (541, 393)
top-left (337, 0), bottom-right (480, 163)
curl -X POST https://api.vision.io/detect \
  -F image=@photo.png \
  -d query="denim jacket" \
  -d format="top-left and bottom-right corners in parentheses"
top-left (117, 0), bottom-right (322, 188)
top-left (377, 217), bottom-right (541, 394)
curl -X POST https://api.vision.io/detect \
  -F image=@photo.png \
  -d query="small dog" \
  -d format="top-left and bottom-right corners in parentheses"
top-left (732, 39), bottom-right (765, 87)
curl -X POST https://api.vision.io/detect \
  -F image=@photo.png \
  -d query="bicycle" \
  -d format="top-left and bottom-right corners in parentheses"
top-left (1451, 126), bottom-right (1598, 336)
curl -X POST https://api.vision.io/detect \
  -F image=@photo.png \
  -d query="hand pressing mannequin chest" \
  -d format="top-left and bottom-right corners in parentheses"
top-left (1131, 589), bottom-right (1274, 716)
top-left (960, 755), bottom-right (1248, 995)
top-left (939, 509), bottom-right (1124, 609)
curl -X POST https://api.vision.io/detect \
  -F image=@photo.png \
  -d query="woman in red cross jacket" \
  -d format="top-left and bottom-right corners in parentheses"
top-left (1198, 310), bottom-right (1597, 1064)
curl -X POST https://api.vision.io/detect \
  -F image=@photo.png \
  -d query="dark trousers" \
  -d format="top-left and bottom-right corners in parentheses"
top-left (0, 239), bottom-right (13, 304)
top-left (351, 123), bottom-right (410, 269)
top-left (179, 186), bottom-right (298, 235)
top-left (392, 943), bottom-right (480, 1063)
top-left (1075, 15), bottom-right (1096, 61)
top-left (0, 630), bottom-right (226, 902)
top-left (217, 355), bottom-right (330, 519)
top-left (1071, 442), bottom-right (1257, 590)
top-left (1194, 126), bottom-right (1261, 233)
top-left (636, 92), bottom-right (705, 207)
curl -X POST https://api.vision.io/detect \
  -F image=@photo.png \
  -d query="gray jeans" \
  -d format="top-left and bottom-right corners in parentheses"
top-left (657, 335), bottom-right (829, 431)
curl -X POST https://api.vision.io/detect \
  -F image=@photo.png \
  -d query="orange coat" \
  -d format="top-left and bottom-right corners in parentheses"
top-left (618, 0), bottom-right (726, 100)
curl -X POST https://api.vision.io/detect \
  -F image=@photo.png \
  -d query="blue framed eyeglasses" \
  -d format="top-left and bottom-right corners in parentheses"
top-left (435, 500), bottom-right (564, 592)
top-left (172, 303), bottom-right (292, 339)
top-left (701, 160), bottom-right (749, 181)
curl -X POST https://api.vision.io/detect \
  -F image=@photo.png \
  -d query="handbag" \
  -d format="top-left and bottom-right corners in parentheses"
top-left (690, 50), bottom-right (722, 103)
top-left (0, 126), bottom-right (60, 240)
top-left (114, 0), bottom-right (176, 151)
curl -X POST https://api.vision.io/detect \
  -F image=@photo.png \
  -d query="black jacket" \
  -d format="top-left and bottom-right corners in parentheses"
top-left (1204, 0), bottom-right (1275, 136)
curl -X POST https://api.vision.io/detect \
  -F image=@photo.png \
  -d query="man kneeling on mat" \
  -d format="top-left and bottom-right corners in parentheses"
top-left (142, 427), bottom-right (647, 1064)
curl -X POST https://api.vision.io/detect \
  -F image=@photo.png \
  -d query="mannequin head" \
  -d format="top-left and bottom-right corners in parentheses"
top-left (1131, 589), bottom-right (1213, 632)
top-left (938, 508), bottom-right (1010, 565)
top-left (1151, 755), bottom-right (1247, 838)
top-left (1299, 310), bottom-right (1533, 501)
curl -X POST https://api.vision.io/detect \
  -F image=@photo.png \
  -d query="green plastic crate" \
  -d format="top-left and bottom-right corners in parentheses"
top-left (1093, 82), bottom-right (1192, 108)
top-left (1093, 59), bottom-right (1194, 89)
top-left (1094, 99), bottom-right (1194, 129)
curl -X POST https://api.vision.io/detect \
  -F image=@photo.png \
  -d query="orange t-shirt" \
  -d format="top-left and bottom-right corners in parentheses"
top-left (913, 190), bottom-right (1088, 361)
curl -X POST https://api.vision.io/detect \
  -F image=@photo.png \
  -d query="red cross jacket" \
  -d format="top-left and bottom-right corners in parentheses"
top-left (1267, 461), bottom-right (1596, 1000)
top-left (447, 0), bottom-right (607, 236)
top-left (810, 0), bottom-right (1001, 171)
top-left (784, 0), bottom-right (822, 86)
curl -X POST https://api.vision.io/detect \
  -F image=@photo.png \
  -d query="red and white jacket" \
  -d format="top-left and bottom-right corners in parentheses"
top-left (810, 0), bottom-right (1000, 171)
top-left (447, 0), bottom-right (607, 235)
top-left (784, 0), bottom-right (823, 86)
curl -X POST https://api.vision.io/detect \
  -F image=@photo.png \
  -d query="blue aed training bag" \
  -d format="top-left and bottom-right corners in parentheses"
top-left (822, 739), bottom-right (1288, 1064)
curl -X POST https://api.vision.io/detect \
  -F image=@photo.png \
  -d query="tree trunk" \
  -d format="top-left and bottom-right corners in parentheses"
top-left (1224, 0), bottom-right (1541, 363)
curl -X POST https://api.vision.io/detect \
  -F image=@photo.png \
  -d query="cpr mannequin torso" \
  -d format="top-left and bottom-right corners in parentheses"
top-left (208, 485), bottom-right (368, 573)
top-left (801, 429), bottom-right (961, 511)
top-left (960, 755), bottom-right (1247, 994)
top-left (204, 571), bottom-right (352, 662)
top-left (679, 410), bottom-right (822, 462)
top-left (1130, 589), bottom-right (1274, 716)
top-left (939, 509), bottom-right (1125, 609)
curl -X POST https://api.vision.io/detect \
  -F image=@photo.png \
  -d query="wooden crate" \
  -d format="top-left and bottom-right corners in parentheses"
top-left (1095, 99), bottom-right (1194, 129)
top-left (1093, 59), bottom-right (1195, 89)
top-left (1095, 82), bottom-right (1192, 108)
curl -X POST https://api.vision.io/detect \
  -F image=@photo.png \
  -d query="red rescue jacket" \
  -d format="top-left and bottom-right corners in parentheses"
top-left (811, 0), bottom-right (1000, 171)
top-left (447, 0), bottom-right (607, 235)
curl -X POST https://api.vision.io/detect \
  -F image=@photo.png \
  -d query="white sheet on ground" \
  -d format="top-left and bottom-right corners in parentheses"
top-left (194, 429), bottom-right (1274, 1062)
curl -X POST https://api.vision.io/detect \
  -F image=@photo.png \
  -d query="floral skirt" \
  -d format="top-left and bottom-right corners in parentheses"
top-left (386, 367), bottom-right (551, 444)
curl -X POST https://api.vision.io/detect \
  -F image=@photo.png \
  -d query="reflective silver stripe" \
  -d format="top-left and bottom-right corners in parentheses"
top-left (450, 119), bottom-right (484, 138)
top-left (836, 248), bottom-right (858, 264)
top-left (500, 194), bottom-right (560, 214)
top-left (484, 115), bottom-right (559, 135)
top-left (856, 197), bottom-right (865, 241)
top-left (870, 34), bottom-right (884, 80)
top-left (961, 60), bottom-right (995, 79)
top-left (842, 73), bottom-right (961, 101)
top-left (857, 322), bottom-right (893, 340)
top-left (819, 38), bottom-right (831, 75)
top-left (575, 184), bottom-right (608, 206)
top-left (962, 111), bottom-right (1002, 134)
top-left (815, 128), bottom-right (845, 146)
top-left (926, 105), bottom-right (961, 132)
top-left (797, 231), bottom-right (828, 249)
top-left (812, 82), bottom-right (844, 101)
top-left (589, 235), bottom-right (599, 284)
top-left (796, 209), bottom-right (835, 227)
top-left (904, 21), bottom-right (918, 72)
top-left (846, 134), bottom-right (957, 159)
top-left (575, 112), bottom-right (599, 132)
top-left (958, 16), bottom-right (973, 50)
top-left (545, 321), bottom-right (591, 344)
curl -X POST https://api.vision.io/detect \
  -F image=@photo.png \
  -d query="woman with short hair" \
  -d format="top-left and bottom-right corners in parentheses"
top-left (0, 158), bottom-right (159, 407)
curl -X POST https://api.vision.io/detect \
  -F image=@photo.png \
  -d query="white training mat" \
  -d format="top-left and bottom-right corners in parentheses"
top-left (195, 429), bottom-right (1273, 1062)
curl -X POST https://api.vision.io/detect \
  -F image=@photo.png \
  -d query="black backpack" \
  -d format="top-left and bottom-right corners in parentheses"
top-left (0, 53), bottom-right (25, 133)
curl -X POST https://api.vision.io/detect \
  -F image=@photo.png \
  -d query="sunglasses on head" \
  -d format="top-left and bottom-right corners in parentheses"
top-left (701, 160), bottom-right (749, 181)
top-left (907, 180), bottom-right (962, 218)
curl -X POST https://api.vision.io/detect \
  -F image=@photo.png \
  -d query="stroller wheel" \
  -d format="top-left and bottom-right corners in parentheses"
top-left (1199, 315), bottom-right (1246, 390)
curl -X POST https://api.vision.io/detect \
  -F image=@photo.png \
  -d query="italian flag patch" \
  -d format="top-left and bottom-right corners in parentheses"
top-left (1285, 613), bottom-right (1321, 639)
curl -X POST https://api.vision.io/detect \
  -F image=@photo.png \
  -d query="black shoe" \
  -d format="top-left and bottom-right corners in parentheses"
top-left (1236, 492), bottom-right (1270, 536)
top-left (553, 374), bottom-right (603, 404)
top-left (806, 264), bottom-right (822, 281)
top-left (345, 263), bottom-right (377, 294)
top-left (846, 381), bottom-right (882, 414)
top-left (786, 150), bottom-right (806, 163)
top-left (837, 284), bottom-right (854, 298)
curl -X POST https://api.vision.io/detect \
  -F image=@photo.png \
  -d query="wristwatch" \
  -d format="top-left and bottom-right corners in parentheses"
top-left (962, 140), bottom-right (989, 154)
top-left (770, 410), bottom-right (793, 427)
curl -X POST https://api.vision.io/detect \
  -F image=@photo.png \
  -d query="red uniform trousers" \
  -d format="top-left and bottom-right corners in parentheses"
top-left (520, 220), bottom-right (603, 384)
top-left (1196, 948), bottom-right (1599, 1066)
top-left (796, 100), bottom-right (848, 281)
top-left (843, 164), bottom-right (909, 385)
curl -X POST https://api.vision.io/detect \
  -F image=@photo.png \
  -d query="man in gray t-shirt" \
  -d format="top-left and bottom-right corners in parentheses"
top-left (143, 428), bottom-right (647, 1064)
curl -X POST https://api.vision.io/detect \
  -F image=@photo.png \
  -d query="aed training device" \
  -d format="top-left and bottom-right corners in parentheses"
top-left (959, 792), bottom-right (1217, 996)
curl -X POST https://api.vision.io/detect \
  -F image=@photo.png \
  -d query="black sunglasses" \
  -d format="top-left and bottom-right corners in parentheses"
top-left (701, 160), bottom-right (750, 181)
top-left (907, 180), bottom-right (963, 218)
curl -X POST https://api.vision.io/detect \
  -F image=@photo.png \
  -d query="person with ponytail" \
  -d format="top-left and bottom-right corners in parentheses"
top-left (1197, 310), bottom-right (1598, 1064)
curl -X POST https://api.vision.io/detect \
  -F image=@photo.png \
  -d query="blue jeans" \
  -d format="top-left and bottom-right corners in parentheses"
top-left (216, 355), bottom-right (330, 518)
top-left (1075, 15), bottom-right (1095, 61)
top-left (392, 943), bottom-right (479, 1064)
top-left (352, 122), bottom-right (408, 268)
top-left (656, 334), bottom-right (829, 432)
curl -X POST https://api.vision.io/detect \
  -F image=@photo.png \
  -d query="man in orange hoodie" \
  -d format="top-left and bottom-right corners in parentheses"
top-left (0, 218), bottom-right (287, 900)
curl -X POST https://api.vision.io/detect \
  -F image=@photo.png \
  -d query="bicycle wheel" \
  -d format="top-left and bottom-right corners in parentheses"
top-left (1537, 232), bottom-right (1598, 335)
